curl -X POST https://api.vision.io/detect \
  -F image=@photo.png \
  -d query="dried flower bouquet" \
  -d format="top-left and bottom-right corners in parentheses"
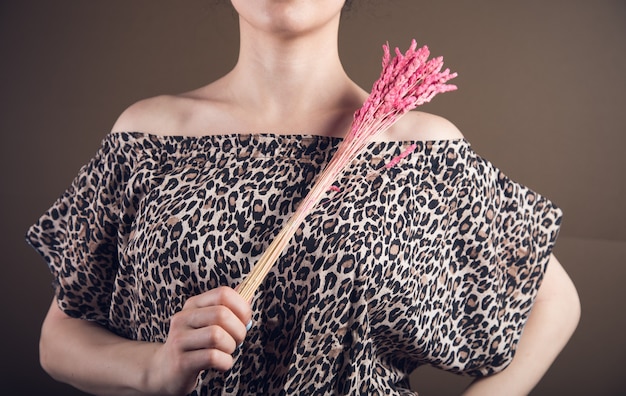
top-left (237, 40), bottom-right (457, 302)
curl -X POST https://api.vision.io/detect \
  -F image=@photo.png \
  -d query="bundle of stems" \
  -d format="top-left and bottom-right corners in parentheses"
top-left (237, 40), bottom-right (457, 302)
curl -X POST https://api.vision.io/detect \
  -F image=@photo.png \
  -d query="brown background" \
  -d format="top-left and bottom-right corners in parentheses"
top-left (1, 1), bottom-right (625, 395)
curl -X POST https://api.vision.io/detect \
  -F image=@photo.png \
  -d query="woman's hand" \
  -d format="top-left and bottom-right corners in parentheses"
top-left (40, 286), bottom-right (251, 396)
top-left (147, 286), bottom-right (252, 395)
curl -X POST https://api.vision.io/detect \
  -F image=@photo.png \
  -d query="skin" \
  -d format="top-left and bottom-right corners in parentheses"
top-left (40, 1), bottom-right (580, 394)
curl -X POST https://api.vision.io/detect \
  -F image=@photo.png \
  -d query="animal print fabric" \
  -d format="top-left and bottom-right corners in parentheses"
top-left (27, 132), bottom-right (562, 395)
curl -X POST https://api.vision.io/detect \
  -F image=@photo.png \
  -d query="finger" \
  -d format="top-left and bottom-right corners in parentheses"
top-left (184, 286), bottom-right (252, 325)
top-left (234, 283), bottom-right (253, 304)
top-left (175, 306), bottom-right (248, 346)
top-left (180, 347), bottom-right (236, 373)
top-left (181, 324), bottom-right (239, 355)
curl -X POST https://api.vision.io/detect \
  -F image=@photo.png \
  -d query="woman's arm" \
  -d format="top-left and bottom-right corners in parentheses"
top-left (39, 286), bottom-right (252, 396)
top-left (462, 254), bottom-right (580, 396)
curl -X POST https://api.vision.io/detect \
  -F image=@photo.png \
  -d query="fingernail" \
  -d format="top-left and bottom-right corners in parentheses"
top-left (246, 320), bottom-right (253, 332)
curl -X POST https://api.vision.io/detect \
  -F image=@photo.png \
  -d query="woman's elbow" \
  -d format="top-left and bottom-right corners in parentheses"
top-left (565, 278), bottom-right (581, 335)
top-left (39, 330), bottom-right (56, 380)
top-left (539, 254), bottom-right (581, 337)
top-left (38, 300), bottom-right (70, 381)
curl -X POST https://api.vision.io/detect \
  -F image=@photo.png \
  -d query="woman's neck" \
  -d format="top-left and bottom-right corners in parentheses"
top-left (221, 14), bottom-right (366, 120)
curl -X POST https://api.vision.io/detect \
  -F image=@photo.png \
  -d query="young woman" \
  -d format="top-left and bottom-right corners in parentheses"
top-left (28, 1), bottom-right (580, 395)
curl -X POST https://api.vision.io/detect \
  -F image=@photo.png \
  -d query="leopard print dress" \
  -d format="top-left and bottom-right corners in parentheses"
top-left (27, 132), bottom-right (562, 395)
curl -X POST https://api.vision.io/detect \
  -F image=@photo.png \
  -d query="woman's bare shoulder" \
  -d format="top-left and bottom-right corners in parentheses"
top-left (380, 110), bottom-right (464, 142)
top-left (110, 95), bottom-right (191, 134)
top-left (109, 85), bottom-right (228, 136)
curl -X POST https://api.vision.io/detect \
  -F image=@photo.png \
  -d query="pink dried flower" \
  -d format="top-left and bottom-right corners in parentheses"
top-left (386, 143), bottom-right (418, 169)
top-left (237, 40), bottom-right (457, 302)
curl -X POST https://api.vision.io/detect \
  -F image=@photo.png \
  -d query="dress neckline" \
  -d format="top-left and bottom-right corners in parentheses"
top-left (109, 130), bottom-right (468, 146)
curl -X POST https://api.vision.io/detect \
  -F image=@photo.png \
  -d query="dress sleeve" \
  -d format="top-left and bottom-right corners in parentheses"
top-left (440, 145), bottom-right (563, 376)
top-left (26, 135), bottom-right (131, 325)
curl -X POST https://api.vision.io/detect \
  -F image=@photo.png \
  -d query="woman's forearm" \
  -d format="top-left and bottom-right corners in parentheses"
top-left (40, 299), bottom-right (159, 395)
top-left (462, 254), bottom-right (580, 396)
top-left (40, 287), bottom-right (251, 396)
